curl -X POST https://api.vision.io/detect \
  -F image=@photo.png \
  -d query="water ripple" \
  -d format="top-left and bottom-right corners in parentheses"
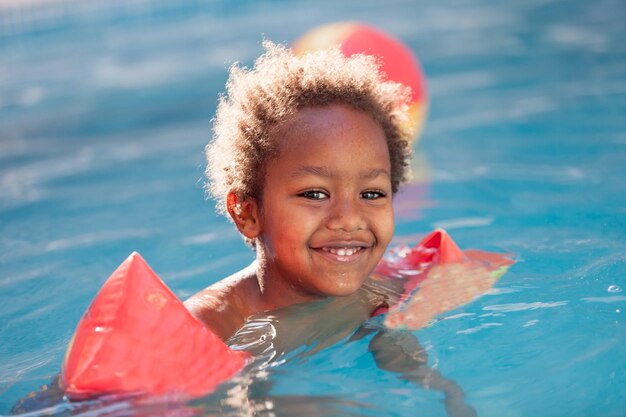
top-left (457, 322), bottom-right (503, 335)
top-left (44, 229), bottom-right (155, 252)
top-left (0, 128), bottom-right (203, 210)
top-left (581, 296), bottom-right (626, 304)
top-left (483, 301), bottom-right (568, 312)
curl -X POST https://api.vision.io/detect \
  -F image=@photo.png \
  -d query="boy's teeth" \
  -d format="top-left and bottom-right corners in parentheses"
top-left (322, 247), bottom-right (359, 256)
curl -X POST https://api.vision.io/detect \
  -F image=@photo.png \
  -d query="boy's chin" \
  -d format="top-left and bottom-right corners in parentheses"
top-left (313, 278), bottom-right (367, 298)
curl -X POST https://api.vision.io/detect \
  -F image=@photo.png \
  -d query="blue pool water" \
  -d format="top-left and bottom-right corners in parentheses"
top-left (1, 0), bottom-right (626, 416)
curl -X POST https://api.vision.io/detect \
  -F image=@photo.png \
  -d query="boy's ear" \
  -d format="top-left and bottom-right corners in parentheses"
top-left (226, 192), bottom-right (262, 239)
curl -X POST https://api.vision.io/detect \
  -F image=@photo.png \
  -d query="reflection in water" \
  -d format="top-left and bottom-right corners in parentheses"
top-left (10, 372), bottom-right (381, 417)
top-left (196, 375), bottom-right (382, 417)
top-left (226, 298), bottom-right (478, 417)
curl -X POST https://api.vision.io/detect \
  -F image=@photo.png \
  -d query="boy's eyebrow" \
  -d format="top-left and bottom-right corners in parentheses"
top-left (290, 166), bottom-right (390, 179)
top-left (291, 166), bottom-right (333, 178)
top-left (360, 168), bottom-right (390, 179)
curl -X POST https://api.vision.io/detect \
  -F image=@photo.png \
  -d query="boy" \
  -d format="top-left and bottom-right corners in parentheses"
top-left (183, 41), bottom-right (411, 341)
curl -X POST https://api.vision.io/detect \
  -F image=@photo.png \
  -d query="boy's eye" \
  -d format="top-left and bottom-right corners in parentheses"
top-left (361, 190), bottom-right (386, 200)
top-left (299, 190), bottom-right (329, 200)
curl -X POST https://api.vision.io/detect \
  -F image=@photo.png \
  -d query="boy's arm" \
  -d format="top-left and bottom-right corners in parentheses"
top-left (184, 291), bottom-right (243, 341)
top-left (368, 329), bottom-right (477, 417)
top-left (184, 263), bottom-right (261, 341)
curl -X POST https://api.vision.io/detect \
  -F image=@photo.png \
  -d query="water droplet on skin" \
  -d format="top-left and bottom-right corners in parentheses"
top-left (608, 285), bottom-right (622, 293)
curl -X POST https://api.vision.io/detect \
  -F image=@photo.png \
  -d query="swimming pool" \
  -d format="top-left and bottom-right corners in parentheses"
top-left (1, 0), bottom-right (625, 416)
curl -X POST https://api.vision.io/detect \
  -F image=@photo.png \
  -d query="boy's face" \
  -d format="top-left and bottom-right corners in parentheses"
top-left (256, 104), bottom-right (394, 298)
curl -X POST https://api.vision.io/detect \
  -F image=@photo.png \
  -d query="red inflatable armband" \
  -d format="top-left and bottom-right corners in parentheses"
top-left (61, 252), bottom-right (250, 400)
top-left (374, 229), bottom-right (514, 308)
top-left (374, 229), bottom-right (462, 298)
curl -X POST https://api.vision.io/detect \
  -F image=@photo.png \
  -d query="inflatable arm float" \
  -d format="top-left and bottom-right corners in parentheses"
top-left (60, 252), bottom-right (250, 400)
top-left (374, 229), bottom-right (515, 328)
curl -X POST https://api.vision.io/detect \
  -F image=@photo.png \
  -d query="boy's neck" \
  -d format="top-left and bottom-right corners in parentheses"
top-left (253, 256), bottom-right (327, 312)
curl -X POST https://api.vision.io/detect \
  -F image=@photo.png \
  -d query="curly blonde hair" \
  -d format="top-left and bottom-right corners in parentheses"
top-left (206, 41), bottom-right (413, 216)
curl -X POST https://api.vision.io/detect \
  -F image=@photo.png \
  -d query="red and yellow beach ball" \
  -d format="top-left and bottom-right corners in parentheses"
top-left (293, 22), bottom-right (428, 142)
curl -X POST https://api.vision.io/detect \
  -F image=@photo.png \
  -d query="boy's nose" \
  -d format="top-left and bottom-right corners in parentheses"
top-left (325, 199), bottom-right (366, 232)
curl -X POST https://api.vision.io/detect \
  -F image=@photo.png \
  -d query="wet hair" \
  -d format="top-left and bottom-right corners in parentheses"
top-left (206, 41), bottom-right (413, 218)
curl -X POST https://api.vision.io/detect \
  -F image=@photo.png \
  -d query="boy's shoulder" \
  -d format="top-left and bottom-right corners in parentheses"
top-left (184, 262), bottom-right (259, 341)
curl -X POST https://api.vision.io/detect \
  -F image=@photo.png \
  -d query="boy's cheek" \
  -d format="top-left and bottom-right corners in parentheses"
top-left (377, 209), bottom-right (395, 247)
